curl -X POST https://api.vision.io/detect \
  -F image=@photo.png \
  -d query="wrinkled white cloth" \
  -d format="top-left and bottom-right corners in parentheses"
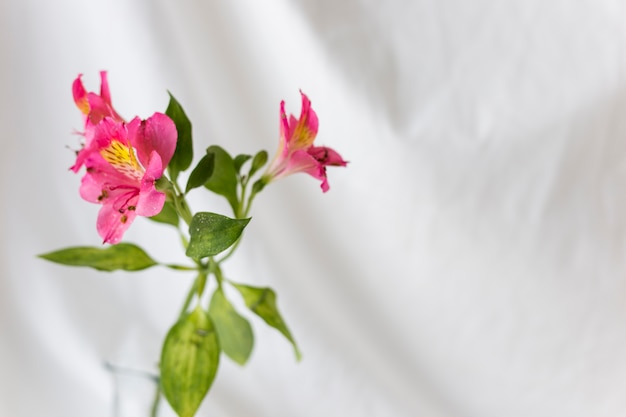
top-left (2, 0), bottom-right (626, 416)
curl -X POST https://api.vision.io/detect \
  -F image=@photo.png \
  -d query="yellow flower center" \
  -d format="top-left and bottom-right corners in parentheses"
top-left (100, 140), bottom-right (143, 180)
top-left (291, 124), bottom-right (315, 149)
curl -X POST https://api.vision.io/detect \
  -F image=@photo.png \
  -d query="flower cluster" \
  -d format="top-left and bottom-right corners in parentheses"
top-left (71, 74), bottom-right (347, 243)
top-left (263, 91), bottom-right (347, 192)
top-left (46, 71), bottom-right (349, 417)
top-left (71, 72), bottom-right (177, 243)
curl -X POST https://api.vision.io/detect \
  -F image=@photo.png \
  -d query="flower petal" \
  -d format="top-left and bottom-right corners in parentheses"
top-left (79, 171), bottom-right (105, 203)
top-left (72, 74), bottom-right (89, 115)
top-left (96, 201), bottom-right (138, 244)
top-left (71, 118), bottom-right (119, 173)
top-left (281, 149), bottom-right (320, 178)
top-left (136, 151), bottom-right (166, 217)
top-left (99, 71), bottom-right (112, 105)
top-left (279, 100), bottom-right (291, 148)
top-left (128, 113), bottom-right (177, 171)
top-left (86, 94), bottom-right (116, 125)
top-left (299, 91), bottom-right (319, 136)
top-left (308, 146), bottom-right (348, 167)
top-left (288, 92), bottom-right (318, 150)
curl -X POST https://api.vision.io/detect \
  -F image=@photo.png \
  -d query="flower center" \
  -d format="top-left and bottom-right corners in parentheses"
top-left (291, 124), bottom-right (315, 149)
top-left (100, 140), bottom-right (143, 180)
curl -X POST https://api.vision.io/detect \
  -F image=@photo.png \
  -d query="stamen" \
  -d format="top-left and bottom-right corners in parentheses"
top-left (97, 190), bottom-right (108, 201)
top-left (111, 190), bottom-right (139, 213)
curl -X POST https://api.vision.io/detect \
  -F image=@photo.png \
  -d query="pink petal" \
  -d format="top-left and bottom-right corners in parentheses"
top-left (93, 117), bottom-right (126, 149)
top-left (284, 92), bottom-right (318, 150)
top-left (79, 172), bottom-right (105, 203)
top-left (281, 149), bottom-right (320, 179)
top-left (288, 115), bottom-right (298, 141)
top-left (72, 74), bottom-right (89, 115)
top-left (136, 151), bottom-right (166, 217)
top-left (70, 122), bottom-right (112, 173)
top-left (71, 145), bottom-right (92, 173)
top-left (279, 101), bottom-right (291, 145)
top-left (86, 94), bottom-right (115, 125)
top-left (298, 91), bottom-right (318, 136)
top-left (128, 113), bottom-right (177, 170)
top-left (96, 201), bottom-right (138, 244)
top-left (99, 71), bottom-right (112, 104)
top-left (319, 176), bottom-right (330, 192)
top-left (308, 146), bottom-right (348, 167)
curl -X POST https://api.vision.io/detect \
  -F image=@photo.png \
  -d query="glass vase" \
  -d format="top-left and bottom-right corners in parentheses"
top-left (105, 362), bottom-right (176, 417)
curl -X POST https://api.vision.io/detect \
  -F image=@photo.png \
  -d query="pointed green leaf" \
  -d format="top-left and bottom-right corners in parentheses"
top-left (231, 283), bottom-right (301, 360)
top-left (186, 212), bottom-right (250, 259)
top-left (148, 201), bottom-right (179, 227)
top-left (165, 93), bottom-right (193, 182)
top-left (208, 288), bottom-right (254, 365)
top-left (160, 307), bottom-right (220, 417)
top-left (203, 146), bottom-right (238, 213)
top-left (233, 154), bottom-right (252, 175)
top-left (249, 150), bottom-right (268, 178)
top-left (185, 153), bottom-right (215, 194)
top-left (38, 243), bottom-right (157, 272)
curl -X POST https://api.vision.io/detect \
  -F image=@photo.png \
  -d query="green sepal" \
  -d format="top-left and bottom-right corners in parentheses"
top-left (160, 307), bottom-right (220, 417)
top-left (148, 201), bottom-right (179, 227)
top-left (203, 146), bottom-right (238, 214)
top-left (251, 178), bottom-right (268, 195)
top-left (231, 283), bottom-right (301, 361)
top-left (208, 288), bottom-right (254, 365)
top-left (38, 243), bottom-right (157, 272)
top-left (155, 176), bottom-right (174, 193)
top-left (248, 150), bottom-right (268, 178)
top-left (185, 153), bottom-right (215, 194)
top-left (233, 154), bottom-right (252, 175)
top-left (165, 92), bottom-right (193, 182)
top-left (186, 212), bottom-right (250, 259)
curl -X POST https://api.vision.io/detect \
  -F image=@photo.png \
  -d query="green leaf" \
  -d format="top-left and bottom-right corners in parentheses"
top-left (38, 243), bottom-right (157, 272)
top-left (233, 154), bottom-right (252, 175)
top-left (231, 283), bottom-right (301, 360)
top-left (160, 307), bottom-right (220, 417)
top-left (185, 153), bottom-right (215, 194)
top-left (148, 201), bottom-right (179, 227)
top-left (165, 93), bottom-right (194, 182)
top-left (186, 212), bottom-right (250, 259)
top-left (203, 146), bottom-right (238, 213)
top-left (208, 288), bottom-right (254, 365)
top-left (249, 150), bottom-right (268, 178)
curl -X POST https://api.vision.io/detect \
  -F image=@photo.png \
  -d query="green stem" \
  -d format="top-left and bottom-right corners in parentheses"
top-left (237, 178), bottom-right (248, 219)
top-left (150, 381), bottom-right (161, 417)
top-left (196, 271), bottom-right (208, 297)
top-left (171, 180), bottom-right (194, 227)
top-left (179, 276), bottom-right (198, 317)
top-left (216, 179), bottom-right (260, 263)
top-left (209, 258), bottom-right (224, 288)
top-left (174, 195), bottom-right (193, 226)
top-left (243, 189), bottom-right (258, 217)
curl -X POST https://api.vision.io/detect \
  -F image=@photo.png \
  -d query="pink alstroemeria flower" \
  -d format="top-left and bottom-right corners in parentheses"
top-left (71, 71), bottom-right (125, 172)
top-left (263, 91), bottom-right (347, 192)
top-left (78, 114), bottom-right (177, 244)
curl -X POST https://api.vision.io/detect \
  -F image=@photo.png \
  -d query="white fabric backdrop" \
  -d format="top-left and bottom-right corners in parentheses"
top-left (2, 0), bottom-right (626, 416)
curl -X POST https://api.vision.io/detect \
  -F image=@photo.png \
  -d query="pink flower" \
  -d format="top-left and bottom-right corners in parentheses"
top-left (71, 72), bottom-right (125, 172)
top-left (78, 114), bottom-right (177, 244)
top-left (263, 91), bottom-right (347, 192)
